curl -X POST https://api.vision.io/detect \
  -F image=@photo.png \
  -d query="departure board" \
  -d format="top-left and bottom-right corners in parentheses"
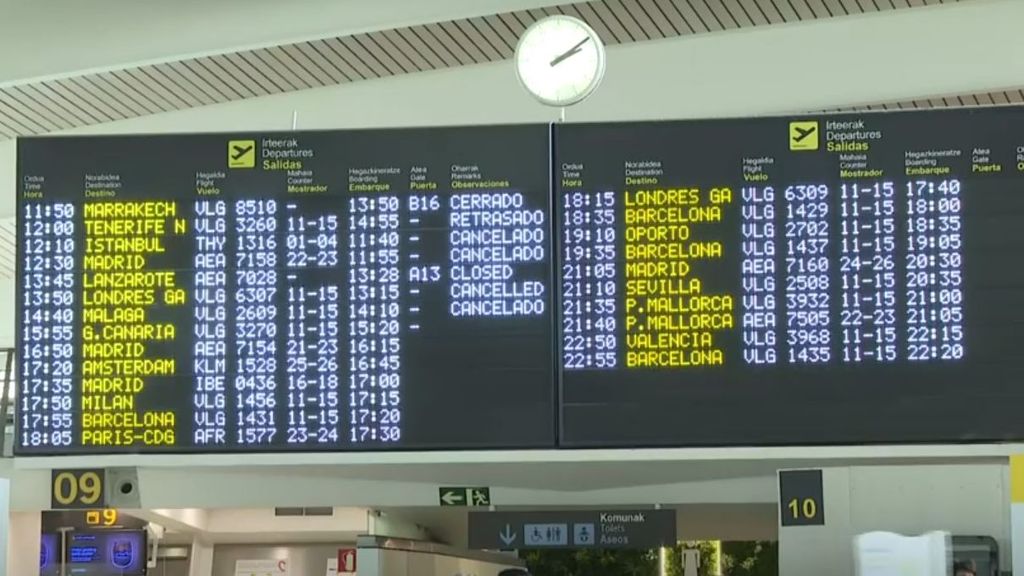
top-left (16, 125), bottom-right (555, 454)
top-left (557, 108), bottom-right (1024, 447)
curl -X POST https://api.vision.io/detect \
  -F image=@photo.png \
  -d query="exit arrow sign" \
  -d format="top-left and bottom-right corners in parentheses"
top-left (439, 487), bottom-right (491, 507)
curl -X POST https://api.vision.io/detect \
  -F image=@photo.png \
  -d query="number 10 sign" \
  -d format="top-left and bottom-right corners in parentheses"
top-left (778, 469), bottom-right (825, 526)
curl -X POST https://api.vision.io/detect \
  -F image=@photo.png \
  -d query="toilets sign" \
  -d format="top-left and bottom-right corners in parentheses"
top-left (468, 510), bottom-right (675, 549)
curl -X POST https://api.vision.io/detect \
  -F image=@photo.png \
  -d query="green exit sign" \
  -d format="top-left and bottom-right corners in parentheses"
top-left (439, 487), bottom-right (491, 507)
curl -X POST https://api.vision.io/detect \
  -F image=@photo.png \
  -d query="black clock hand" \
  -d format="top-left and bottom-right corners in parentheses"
top-left (549, 37), bottom-right (591, 67)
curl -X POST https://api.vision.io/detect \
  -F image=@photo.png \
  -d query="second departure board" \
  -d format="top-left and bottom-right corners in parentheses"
top-left (557, 109), bottom-right (1024, 447)
top-left (16, 125), bottom-right (555, 454)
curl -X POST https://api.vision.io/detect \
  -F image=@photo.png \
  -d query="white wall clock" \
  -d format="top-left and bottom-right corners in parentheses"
top-left (515, 15), bottom-right (606, 107)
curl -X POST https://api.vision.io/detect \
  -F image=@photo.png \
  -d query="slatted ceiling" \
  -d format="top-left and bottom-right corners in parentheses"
top-left (735, 0), bottom-right (762, 25)
top-left (25, 84), bottom-right (90, 127)
top-left (495, 12), bottom-right (527, 40)
top-left (0, 96), bottom-right (33, 134)
top-left (2, 88), bottom-right (53, 131)
top-left (367, 34), bottom-right (412, 74)
top-left (202, 57), bottom-right (252, 98)
top-left (325, 36), bottom-right (374, 77)
top-left (335, 37), bottom-right (380, 76)
top-left (591, 2), bottom-right (634, 41)
top-left (636, 0), bottom-right (677, 35)
top-left (176, 61), bottom-right (231, 102)
top-left (23, 84), bottom-right (81, 126)
top-left (0, 217), bottom-right (16, 278)
top-left (274, 46), bottom-right (322, 87)
top-left (7, 88), bottom-right (66, 131)
top-left (454, 20), bottom-right (502, 62)
top-left (823, 0), bottom-right (848, 15)
top-left (483, 15), bottom-right (520, 53)
top-left (380, 30), bottom-right (424, 73)
top-left (104, 71), bottom-right (165, 113)
top-left (737, 0), bottom-right (769, 24)
top-left (183, 60), bottom-right (241, 100)
top-left (427, 23), bottom-right (469, 65)
top-left (806, 0), bottom-right (832, 17)
top-left (222, 53), bottom-right (278, 94)
top-left (606, 0), bottom-right (648, 40)
top-left (624, 1), bottom-right (655, 36)
top-left (130, 68), bottom-right (182, 110)
top-left (405, 27), bottom-right (454, 69)
top-left (706, 0), bottom-right (741, 28)
top-left (63, 79), bottom-right (124, 121)
top-left (147, 67), bottom-right (204, 109)
top-left (262, 47), bottom-right (315, 90)
top-left (472, 17), bottom-right (514, 58)
top-left (690, 0), bottom-right (726, 31)
top-left (751, 0), bottom-right (780, 23)
top-left (792, 0), bottom-right (818, 20)
top-left (60, 81), bottom-right (118, 123)
top-left (0, 0), bottom-right (975, 140)
top-left (293, 43), bottom-right (344, 84)
top-left (385, 31), bottom-right (427, 73)
top-left (246, 50), bottom-right (299, 91)
top-left (7, 94), bottom-right (56, 133)
top-left (568, 4), bottom-right (614, 43)
top-left (316, 38), bottom-right (366, 81)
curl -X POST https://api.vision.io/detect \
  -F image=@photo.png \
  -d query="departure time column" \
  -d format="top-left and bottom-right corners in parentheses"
top-left (20, 200), bottom-right (75, 449)
top-left (560, 185), bottom-right (618, 370)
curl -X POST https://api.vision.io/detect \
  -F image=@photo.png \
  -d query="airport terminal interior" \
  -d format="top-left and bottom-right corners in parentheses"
top-left (3, 0), bottom-right (1024, 574)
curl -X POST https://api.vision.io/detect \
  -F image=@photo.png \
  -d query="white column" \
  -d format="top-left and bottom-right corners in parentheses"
top-left (780, 465), bottom-right (1010, 576)
top-left (6, 509), bottom-right (40, 576)
top-left (779, 468), bottom-right (853, 576)
top-left (188, 537), bottom-right (214, 576)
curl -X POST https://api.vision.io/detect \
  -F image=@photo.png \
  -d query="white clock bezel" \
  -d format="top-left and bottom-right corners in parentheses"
top-left (514, 15), bottom-right (607, 108)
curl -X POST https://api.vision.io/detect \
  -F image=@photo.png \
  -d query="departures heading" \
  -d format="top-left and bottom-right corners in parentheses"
top-left (17, 108), bottom-right (1024, 454)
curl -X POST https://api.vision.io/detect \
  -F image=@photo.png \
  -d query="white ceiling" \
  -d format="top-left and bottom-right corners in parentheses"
top-left (0, 0), bottom-right (972, 139)
top-left (0, 0), bottom-right (566, 83)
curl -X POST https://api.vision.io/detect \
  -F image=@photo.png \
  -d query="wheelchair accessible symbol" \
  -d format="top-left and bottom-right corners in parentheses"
top-left (574, 523), bottom-right (595, 546)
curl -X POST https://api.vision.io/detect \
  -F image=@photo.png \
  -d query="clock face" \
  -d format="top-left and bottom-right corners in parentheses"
top-left (515, 15), bottom-right (606, 107)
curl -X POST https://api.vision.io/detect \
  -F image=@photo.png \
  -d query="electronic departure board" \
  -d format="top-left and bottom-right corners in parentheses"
top-left (16, 125), bottom-right (555, 454)
top-left (557, 108), bottom-right (1024, 447)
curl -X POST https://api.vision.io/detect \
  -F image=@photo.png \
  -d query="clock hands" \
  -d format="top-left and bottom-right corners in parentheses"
top-left (549, 36), bottom-right (591, 67)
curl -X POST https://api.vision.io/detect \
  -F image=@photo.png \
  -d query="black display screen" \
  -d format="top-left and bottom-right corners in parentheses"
top-left (16, 125), bottom-right (555, 454)
top-left (18, 108), bottom-right (1024, 455)
top-left (556, 108), bottom-right (1024, 447)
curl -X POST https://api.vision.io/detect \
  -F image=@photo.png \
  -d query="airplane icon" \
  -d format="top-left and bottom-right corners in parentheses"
top-left (228, 140), bottom-right (256, 168)
top-left (789, 121), bottom-right (819, 151)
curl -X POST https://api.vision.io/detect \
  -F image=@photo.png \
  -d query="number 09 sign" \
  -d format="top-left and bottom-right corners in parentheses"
top-left (51, 469), bottom-right (106, 509)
